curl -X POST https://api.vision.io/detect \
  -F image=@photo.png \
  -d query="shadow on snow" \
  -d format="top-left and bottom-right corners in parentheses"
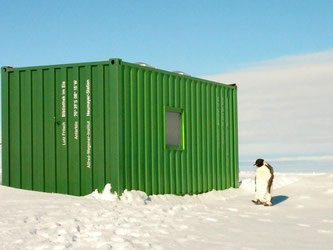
top-left (272, 195), bottom-right (289, 206)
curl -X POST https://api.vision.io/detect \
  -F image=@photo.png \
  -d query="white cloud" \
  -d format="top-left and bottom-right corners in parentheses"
top-left (247, 50), bottom-right (333, 69)
top-left (203, 50), bottom-right (333, 164)
top-left (240, 155), bottom-right (333, 163)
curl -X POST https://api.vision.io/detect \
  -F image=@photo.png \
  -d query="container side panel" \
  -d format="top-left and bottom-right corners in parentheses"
top-left (166, 77), bottom-right (171, 194)
top-left (211, 85), bottom-right (217, 190)
top-left (233, 88), bottom-right (239, 188)
top-left (20, 70), bottom-right (33, 190)
top-left (1, 68), bottom-right (9, 186)
top-left (114, 62), bottom-right (238, 196)
top-left (179, 78), bottom-right (185, 194)
top-left (190, 81), bottom-right (197, 194)
top-left (151, 72), bottom-right (158, 195)
top-left (225, 89), bottom-right (231, 188)
top-left (198, 82), bottom-right (203, 193)
top-left (216, 86), bottom-right (221, 190)
top-left (123, 66), bottom-right (130, 190)
top-left (55, 68), bottom-right (68, 194)
top-left (180, 78), bottom-right (186, 195)
top-left (195, 82), bottom-right (203, 193)
top-left (180, 78), bottom-right (191, 194)
top-left (3, 60), bottom-right (126, 196)
top-left (184, 79), bottom-right (190, 193)
top-left (163, 75), bottom-right (169, 194)
top-left (130, 68), bottom-right (138, 190)
top-left (168, 76), bottom-right (175, 194)
top-left (92, 65), bottom-right (105, 192)
top-left (144, 71), bottom-right (151, 195)
top-left (229, 89), bottom-right (233, 186)
top-left (118, 64), bottom-right (124, 195)
top-left (200, 83), bottom-right (205, 192)
top-left (8, 71), bottom-right (21, 188)
top-left (67, 67), bottom-right (80, 195)
top-left (221, 88), bottom-right (227, 189)
top-left (228, 90), bottom-right (235, 188)
top-left (137, 69), bottom-right (145, 192)
top-left (80, 66), bottom-right (93, 195)
top-left (157, 73), bottom-right (164, 194)
top-left (43, 69), bottom-right (56, 192)
top-left (205, 84), bottom-right (210, 192)
top-left (104, 65), bottom-right (112, 186)
top-left (31, 70), bottom-right (45, 191)
top-left (174, 77), bottom-right (180, 194)
top-left (110, 60), bottom-right (122, 195)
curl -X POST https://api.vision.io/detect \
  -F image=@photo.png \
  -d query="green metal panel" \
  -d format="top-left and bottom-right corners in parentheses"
top-left (21, 70), bottom-right (33, 190)
top-left (1, 67), bottom-right (9, 186)
top-left (1, 58), bottom-right (238, 196)
top-left (117, 60), bottom-right (239, 195)
top-left (9, 71), bottom-right (21, 188)
top-left (44, 68), bottom-right (56, 193)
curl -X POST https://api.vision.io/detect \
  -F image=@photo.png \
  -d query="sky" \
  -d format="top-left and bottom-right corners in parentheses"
top-left (205, 50), bottom-right (333, 172)
top-left (1, 0), bottom-right (333, 172)
top-left (1, 1), bottom-right (333, 75)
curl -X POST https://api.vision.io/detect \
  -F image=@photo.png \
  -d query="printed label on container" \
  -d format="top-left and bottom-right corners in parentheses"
top-left (73, 80), bottom-right (79, 117)
top-left (86, 79), bottom-right (92, 168)
top-left (216, 95), bottom-right (220, 126)
top-left (86, 79), bottom-right (91, 117)
top-left (61, 81), bottom-right (67, 146)
top-left (73, 80), bottom-right (79, 140)
top-left (86, 120), bottom-right (91, 168)
top-left (74, 121), bottom-right (79, 140)
top-left (61, 81), bottom-right (66, 118)
top-left (62, 122), bottom-right (66, 146)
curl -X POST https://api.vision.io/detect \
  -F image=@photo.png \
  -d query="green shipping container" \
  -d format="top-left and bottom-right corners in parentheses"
top-left (1, 58), bottom-right (238, 196)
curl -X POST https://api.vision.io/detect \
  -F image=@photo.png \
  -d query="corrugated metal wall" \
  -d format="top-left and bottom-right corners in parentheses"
top-left (1, 62), bottom-right (114, 195)
top-left (118, 61), bottom-right (238, 195)
top-left (2, 59), bottom-right (238, 196)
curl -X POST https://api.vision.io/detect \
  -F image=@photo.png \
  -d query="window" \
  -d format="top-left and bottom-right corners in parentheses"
top-left (165, 107), bottom-right (184, 150)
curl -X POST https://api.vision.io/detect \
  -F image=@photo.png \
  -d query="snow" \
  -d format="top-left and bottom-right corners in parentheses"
top-left (1, 171), bottom-right (333, 249)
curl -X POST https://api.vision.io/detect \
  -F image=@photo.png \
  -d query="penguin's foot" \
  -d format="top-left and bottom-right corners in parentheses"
top-left (252, 200), bottom-right (262, 205)
top-left (264, 202), bottom-right (272, 206)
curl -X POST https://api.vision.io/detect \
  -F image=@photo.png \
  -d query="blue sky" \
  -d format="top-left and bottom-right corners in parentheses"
top-left (1, 1), bottom-right (333, 172)
top-left (0, 1), bottom-right (333, 75)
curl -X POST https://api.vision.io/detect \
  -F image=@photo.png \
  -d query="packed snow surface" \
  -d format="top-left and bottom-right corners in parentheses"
top-left (1, 171), bottom-right (333, 249)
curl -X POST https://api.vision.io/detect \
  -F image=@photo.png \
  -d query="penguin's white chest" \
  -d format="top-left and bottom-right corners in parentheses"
top-left (255, 166), bottom-right (272, 195)
top-left (256, 165), bottom-right (271, 182)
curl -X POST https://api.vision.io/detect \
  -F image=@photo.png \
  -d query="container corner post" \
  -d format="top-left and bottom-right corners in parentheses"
top-left (109, 58), bottom-right (122, 66)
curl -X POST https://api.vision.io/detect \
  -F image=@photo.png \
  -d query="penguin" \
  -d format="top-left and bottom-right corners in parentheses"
top-left (252, 159), bottom-right (274, 206)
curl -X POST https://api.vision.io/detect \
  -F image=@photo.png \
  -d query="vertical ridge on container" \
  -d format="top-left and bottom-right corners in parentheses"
top-left (123, 65), bottom-right (129, 190)
top-left (191, 81), bottom-right (196, 194)
top-left (162, 74), bottom-right (169, 194)
top-left (9, 71), bottom-right (21, 188)
top-left (233, 87), bottom-right (239, 188)
top-left (137, 68), bottom-right (143, 191)
top-left (104, 64), bottom-right (111, 188)
top-left (44, 68), bottom-right (56, 193)
top-left (20, 70), bottom-right (32, 190)
top-left (130, 67), bottom-right (138, 190)
top-left (216, 86), bottom-right (221, 190)
top-left (1, 67), bottom-right (9, 186)
top-left (156, 72), bottom-right (162, 194)
top-left (221, 88), bottom-right (226, 189)
top-left (205, 84), bottom-right (210, 192)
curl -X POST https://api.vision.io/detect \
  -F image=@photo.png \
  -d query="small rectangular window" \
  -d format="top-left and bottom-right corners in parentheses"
top-left (166, 112), bottom-right (181, 145)
top-left (165, 107), bottom-right (184, 150)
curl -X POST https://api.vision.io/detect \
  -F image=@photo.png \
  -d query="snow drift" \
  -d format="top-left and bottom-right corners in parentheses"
top-left (1, 171), bottom-right (332, 249)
